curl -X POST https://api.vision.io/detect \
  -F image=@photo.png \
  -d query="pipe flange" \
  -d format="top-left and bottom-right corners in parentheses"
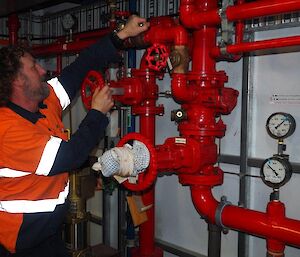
top-left (215, 195), bottom-right (232, 230)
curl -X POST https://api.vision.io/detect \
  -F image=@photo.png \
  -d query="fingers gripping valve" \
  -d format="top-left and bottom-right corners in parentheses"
top-left (81, 70), bottom-right (105, 110)
top-left (92, 133), bottom-right (158, 191)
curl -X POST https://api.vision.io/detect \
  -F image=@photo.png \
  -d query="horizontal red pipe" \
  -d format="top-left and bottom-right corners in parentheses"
top-left (31, 27), bottom-right (110, 57)
top-left (222, 205), bottom-right (300, 247)
top-left (31, 39), bottom-right (98, 57)
top-left (227, 0), bottom-right (300, 22)
top-left (56, 27), bottom-right (110, 42)
top-left (211, 35), bottom-right (300, 57)
top-left (0, 39), bottom-right (9, 46)
top-left (180, 0), bottom-right (300, 28)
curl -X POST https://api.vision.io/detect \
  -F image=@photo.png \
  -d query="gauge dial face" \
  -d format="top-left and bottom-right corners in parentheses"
top-left (262, 159), bottom-right (285, 184)
top-left (261, 156), bottom-right (292, 188)
top-left (266, 112), bottom-right (296, 139)
top-left (62, 14), bottom-right (76, 30)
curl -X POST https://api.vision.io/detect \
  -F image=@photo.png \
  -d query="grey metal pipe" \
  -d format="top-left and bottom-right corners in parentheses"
top-left (238, 49), bottom-right (252, 257)
top-left (208, 223), bottom-right (222, 257)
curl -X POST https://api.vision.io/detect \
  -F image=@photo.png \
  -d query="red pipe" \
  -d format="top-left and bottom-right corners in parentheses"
top-left (56, 28), bottom-right (110, 42)
top-left (211, 35), bottom-right (300, 57)
top-left (179, 0), bottom-right (221, 28)
top-left (143, 17), bottom-right (189, 46)
top-left (222, 203), bottom-right (300, 247)
top-left (31, 39), bottom-right (98, 57)
top-left (191, 186), bottom-right (219, 222)
top-left (191, 187), bottom-right (300, 248)
top-left (57, 55), bottom-right (62, 74)
top-left (7, 14), bottom-right (20, 45)
top-left (180, 0), bottom-right (300, 29)
top-left (226, 0), bottom-right (300, 22)
top-left (130, 56), bottom-right (163, 257)
top-left (0, 39), bottom-right (9, 46)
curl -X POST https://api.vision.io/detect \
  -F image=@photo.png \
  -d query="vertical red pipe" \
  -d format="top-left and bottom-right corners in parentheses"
top-left (139, 110), bottom-right (156, 256)
top-left (7, 14), bottom-right (20, 45)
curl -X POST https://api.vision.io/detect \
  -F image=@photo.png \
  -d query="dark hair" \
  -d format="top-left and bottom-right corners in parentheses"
top-left (0, 46), bottom-right (27, 106)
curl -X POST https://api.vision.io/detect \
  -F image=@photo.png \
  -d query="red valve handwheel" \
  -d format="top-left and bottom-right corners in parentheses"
top-left (81, 70), bottom-right (105, 110)
top-left (145, 43), bottom-right (169, 71)
top-left (117, 132), bottom-right (158, 192)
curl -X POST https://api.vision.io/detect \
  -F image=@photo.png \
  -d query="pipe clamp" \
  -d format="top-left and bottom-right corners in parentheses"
top-left (215, 195), bottom-right (231, 230)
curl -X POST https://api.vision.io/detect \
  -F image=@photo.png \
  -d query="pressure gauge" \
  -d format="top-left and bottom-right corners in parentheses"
top-left (266, 112), bottom-right (296, 139)
top-left (62, 13), bottom-right (76, 31)
top-left (261, 155), bottom-right (292, 188)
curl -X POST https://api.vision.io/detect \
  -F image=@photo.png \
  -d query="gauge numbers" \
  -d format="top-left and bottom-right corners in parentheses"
top-left (266, 112), bottom-right (296, 139)
top-left (261, 156), bottom-right (292, 188)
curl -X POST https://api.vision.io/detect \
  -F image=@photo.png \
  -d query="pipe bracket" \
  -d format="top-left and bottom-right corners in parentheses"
top-left (215, 195), bottom-right (232, 231)
top-left (218, 0), bottom-right (234, 51)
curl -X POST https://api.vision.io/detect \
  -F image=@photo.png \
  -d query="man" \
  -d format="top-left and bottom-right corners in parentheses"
top-left (0, 15), bottom-right (149, 257)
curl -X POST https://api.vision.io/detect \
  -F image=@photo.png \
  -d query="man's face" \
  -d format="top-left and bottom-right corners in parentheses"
top-left (19, 53), bottom-right (49, 102)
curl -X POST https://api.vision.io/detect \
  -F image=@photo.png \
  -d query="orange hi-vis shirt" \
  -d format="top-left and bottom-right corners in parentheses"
top-left (0, 85), bottom-right (69, 253)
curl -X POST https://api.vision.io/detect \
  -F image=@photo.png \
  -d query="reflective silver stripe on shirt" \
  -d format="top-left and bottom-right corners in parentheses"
top-left (0, 168), bottom-right (31, 178)
top-left (36, 136), bottom-right (62, 176)
top-left (47, 77), bottom-right (71, 110)
top-left (0, 181), bottom-right (69, 213)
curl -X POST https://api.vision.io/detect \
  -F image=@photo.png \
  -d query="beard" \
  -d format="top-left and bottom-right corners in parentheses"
top-left (23, 77), bottom-right (50, 102)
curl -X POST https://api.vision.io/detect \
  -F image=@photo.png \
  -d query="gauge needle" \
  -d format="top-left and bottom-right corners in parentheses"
top-left (267, 164), bottom-right (279, 176)
top-left (275, 118), bottom-right (287, 129)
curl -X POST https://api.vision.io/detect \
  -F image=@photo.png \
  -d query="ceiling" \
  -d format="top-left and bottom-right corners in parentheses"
top-left (0, 0), bottom-right (92, 17)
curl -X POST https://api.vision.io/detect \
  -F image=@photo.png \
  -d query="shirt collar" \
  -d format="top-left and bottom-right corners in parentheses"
top-left (7, 101), bottom-right (47, 124)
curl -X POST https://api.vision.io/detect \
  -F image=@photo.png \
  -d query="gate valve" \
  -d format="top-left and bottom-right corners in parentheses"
top-left (171, 109), bottom-right (188, 123)
top-left (117, 132), bottom-right (158, 192)
top-left (145, 43), bottom-right (170, 71)
top-left (81, 70), bottom-right (105, 110)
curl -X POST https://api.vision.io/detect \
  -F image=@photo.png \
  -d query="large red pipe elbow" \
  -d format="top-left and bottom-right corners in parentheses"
top-left (191, 186), bottom-right (300, 247)
top-left (171, 73), bottom-right (195, 102)
top-left (190, 186), bottom-right (219, 223)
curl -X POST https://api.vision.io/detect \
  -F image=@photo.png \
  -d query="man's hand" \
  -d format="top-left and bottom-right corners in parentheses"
top-left (117, 15), bottom-right (150, 40)
top-left (91, 85), bottom-right (114, 114)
